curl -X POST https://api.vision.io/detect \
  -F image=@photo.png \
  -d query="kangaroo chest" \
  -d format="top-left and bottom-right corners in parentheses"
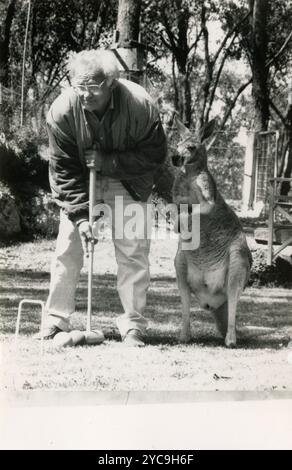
top-left (187, 210), bottom-right (240, 267)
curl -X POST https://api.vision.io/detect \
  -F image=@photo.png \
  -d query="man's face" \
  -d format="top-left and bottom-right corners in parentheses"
top-left (73, 71), bottom-right (113, 112)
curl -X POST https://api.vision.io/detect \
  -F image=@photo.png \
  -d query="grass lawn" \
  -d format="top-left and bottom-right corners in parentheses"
top-left (1, 235), bottom-right (292, 392)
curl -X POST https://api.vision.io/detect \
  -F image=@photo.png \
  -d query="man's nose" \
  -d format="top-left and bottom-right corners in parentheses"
top-left (83, 89), bottom-right (93, 98)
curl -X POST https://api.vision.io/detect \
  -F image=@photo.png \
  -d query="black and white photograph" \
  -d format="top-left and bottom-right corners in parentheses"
top-left (0, 0), bottom-right (292, 450)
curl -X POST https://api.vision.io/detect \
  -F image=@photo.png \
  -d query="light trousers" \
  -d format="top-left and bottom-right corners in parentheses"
top-left (45, 178), bottom-right (152, 338)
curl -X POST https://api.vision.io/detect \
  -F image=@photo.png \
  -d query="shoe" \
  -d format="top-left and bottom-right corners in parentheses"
top-left (123, 329), bottom-right (145, 347)
top-left (34, 325), bottom-right (63, 340)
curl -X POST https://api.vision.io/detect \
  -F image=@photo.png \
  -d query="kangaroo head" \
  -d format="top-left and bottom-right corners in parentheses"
top-left (173, 117), bottom-right (216, 169)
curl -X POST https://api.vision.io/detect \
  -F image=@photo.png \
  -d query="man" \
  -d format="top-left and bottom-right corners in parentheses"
top-left (39, 49), bottom-right (167, 346)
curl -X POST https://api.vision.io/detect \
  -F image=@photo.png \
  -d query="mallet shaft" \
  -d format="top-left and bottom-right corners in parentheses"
top-left (87, 150), bottom-right (97, 333)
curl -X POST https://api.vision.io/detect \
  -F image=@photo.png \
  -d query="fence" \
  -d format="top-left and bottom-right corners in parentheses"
top-left (254, 131), bottom-right (278, 213)
top-left (245, 130), bottom-right (292, 217)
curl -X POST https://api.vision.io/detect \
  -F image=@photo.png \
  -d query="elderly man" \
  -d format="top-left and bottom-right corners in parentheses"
top-left (38, 49), bottom-right (167, 346)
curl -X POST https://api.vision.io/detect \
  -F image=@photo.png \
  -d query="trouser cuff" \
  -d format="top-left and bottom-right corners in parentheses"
top-left (116, 314), bottom-right (148, 338)
top-left (44, 314), bottom-right (71, 332)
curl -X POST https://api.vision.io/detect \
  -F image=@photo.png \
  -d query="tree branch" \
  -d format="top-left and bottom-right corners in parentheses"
top-left (4, 0), bottom-right (16, 48)
top-left (160, 32), bottom-right (173, 51)
top-left (266, 29), bottom-right (292, 68)
top-left (213, 9), bottom-right (252, 65)
top-left (70, 30), bottom-right (79, 48)
top-left (188, 28), bottom-right (203, 53)
top-left (160, 7), bottom-right (179, 51)
top-left (219, 78), bottom-right (252, 130)
top-left (268, 98), bottom-right (287, 127)
top-left (205, 31), bottom-right (237, 123)
top-left (201, 3), bottom-right (212, 125)
top-left (41, 69), bottom-right (69, 103)
top-left (201, 5), bottom-right (211, 74)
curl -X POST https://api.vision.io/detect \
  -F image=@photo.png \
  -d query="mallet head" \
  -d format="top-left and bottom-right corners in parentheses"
top-left (52, 331), bottom-right (73, 349)
top-left (84, 329), bottom-right (104, 345)
top-left (70, 330), bottom-right (86, 346)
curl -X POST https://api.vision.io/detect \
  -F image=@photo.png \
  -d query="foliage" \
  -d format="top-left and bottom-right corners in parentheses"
top-left (0, 125), bottom-right (49, 193)
top-left (249, 247), bottom-right (292, 287)
top-left (19, 189), bottom-right (60, 238)
top-left (0, 0), bottom-right (291, 231)
top-left (141, 0), bottom-right (254, 128)
top-left (219, 0), bottom-right (292, 127)
top-left (7, 0), bottom-right (116, 104)
top-left (0, 123), bottom-right (53, 238)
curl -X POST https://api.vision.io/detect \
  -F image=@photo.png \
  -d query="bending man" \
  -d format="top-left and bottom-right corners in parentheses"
top-left (38, 49), bottom-right (167, 346)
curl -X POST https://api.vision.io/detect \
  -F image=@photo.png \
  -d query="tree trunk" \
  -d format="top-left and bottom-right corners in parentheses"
top-left (114, 0), bottom-right (144, 84)
top-left (173, 12), bottom-right (192, 126)
top-left (200, 3), bottom-right (213, 129)
top-left (245, 0), bottom-right (270, 210)
top-left (172, 55), bottom-right (179, 111)
top-left (0, 0), bottom-right (16, 87)
top-left (0, 0), bottom-right (16, 131)
top-left (250, 0), bottom-right (270, 131)
top-left (116, 0), bottom-right (141, 45)
top-left (178, 71), bottom-right (191, 128)
top-left (281, 105), bottom-right (292, 195)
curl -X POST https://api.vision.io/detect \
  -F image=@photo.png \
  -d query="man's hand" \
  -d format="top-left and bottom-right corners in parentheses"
top-left (78, 221), bottom-right (97, 257)
top-left (84, 148), bottom-right (103, 172)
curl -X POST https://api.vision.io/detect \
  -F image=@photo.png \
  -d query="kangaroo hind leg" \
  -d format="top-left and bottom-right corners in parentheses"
top-left (175, 254), bottom-right (192, 343)
top-left (213, 302), bottom-right (228, 339)
top-left (225, 250), bottom-right (249, 348)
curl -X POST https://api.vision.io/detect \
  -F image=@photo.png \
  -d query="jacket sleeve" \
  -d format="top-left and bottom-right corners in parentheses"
top-left (101, 98), bottom-right (167, 180)
top-left (47, 112), bottom-right (89, 223)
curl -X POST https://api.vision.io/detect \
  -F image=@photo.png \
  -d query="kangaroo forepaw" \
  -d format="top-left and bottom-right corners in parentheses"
top-left (179, 330), bottom-right (192, 343)
top-left (225, 332), bottom-right (237, 348)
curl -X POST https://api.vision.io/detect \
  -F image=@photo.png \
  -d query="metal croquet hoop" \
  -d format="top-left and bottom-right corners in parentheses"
top-left (15, 299), bottom-right (45, 355)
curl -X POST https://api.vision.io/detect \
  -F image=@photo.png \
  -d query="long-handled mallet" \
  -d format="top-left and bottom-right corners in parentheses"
top-left (84, 148), bottom-right (105, 345)
top-left (52, 148), bottom-right (105, 349)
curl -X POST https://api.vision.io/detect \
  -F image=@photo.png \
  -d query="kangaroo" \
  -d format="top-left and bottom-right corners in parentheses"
top-left (172, 118), bottom-right (252, 347)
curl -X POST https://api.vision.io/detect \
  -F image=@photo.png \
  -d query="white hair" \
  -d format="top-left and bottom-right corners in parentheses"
top-left (67, 49), bottom-right (120, 81)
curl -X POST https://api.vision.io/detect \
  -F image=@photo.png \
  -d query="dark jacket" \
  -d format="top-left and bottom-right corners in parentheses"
top-left (46, 78), bottom-right (167, 223)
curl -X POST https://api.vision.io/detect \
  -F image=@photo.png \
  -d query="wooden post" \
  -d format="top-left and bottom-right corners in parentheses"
top-left (267, 179), bottom-right (274, 265)
top-left (282, 77), bottom-right (292, 195)
top-left (242, 131), bottom-right (256, 210)
top-left (112, 0), bottom-right (146, 85)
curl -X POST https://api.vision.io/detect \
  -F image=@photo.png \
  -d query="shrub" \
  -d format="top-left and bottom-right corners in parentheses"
top-left (0, 124), bottom-right (49, 192)
top-left (249, 247), bottom-right (292, 287)
top-left (0, 124), bottom-right (54, 240)
top-left (19, 189), bottom-right (59, 238)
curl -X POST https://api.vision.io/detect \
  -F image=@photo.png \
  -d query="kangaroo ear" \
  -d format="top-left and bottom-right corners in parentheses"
top-left (175, 115), bottom-right (192, 138)
top-left (199, 119), bottom-right (216, 142)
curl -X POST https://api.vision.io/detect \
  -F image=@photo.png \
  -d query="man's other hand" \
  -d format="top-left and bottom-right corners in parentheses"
top-left (78, 221), bottom-right (97, 257)
top-left (84, 148), bottom-right (102, 172)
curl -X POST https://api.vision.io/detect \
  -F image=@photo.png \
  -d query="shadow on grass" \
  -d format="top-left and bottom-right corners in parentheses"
top-left (1, 268), bottom-right (291, 349)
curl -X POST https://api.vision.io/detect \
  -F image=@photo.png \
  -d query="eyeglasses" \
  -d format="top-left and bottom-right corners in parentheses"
top-left (74, 79), bottom-right (108, 93)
